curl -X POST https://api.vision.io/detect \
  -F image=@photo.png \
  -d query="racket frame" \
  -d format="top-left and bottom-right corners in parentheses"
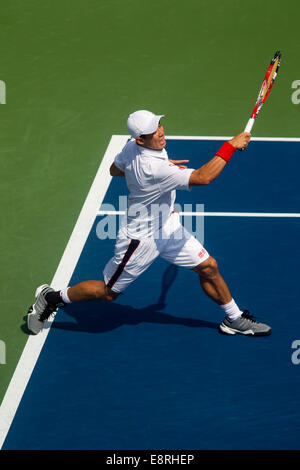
top-left (244, 51), bottom-right (281, 133)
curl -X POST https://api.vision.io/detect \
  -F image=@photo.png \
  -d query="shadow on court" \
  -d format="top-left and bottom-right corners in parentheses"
top-left (50, 265), bottom-right (219, 334)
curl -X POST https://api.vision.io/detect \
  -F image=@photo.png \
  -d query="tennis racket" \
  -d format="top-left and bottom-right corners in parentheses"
top-left (244, 51), bottom-right (281, 133)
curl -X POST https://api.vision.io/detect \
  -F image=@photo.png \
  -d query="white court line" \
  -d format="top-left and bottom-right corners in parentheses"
top-left (0, 134), bottom-right (298, 449)
top-left (97, 210), bottom-right (300, 218)
top-left (166, 136), bottom-right (300, 142)
top-left (115, 135), bottom-right (300, 142)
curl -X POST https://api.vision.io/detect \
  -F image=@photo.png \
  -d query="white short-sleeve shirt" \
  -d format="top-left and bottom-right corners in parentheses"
top-left (114, 139), bottom-right (194, 239)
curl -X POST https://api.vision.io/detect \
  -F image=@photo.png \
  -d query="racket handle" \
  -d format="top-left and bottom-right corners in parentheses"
top-left (244, 117), bottom-right (255, 133)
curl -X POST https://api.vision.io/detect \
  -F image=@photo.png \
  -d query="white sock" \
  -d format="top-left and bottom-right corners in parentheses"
top-left (220, 298), bottom-right (242, 321)
top-left (60, 287), bottom-right (72, 304)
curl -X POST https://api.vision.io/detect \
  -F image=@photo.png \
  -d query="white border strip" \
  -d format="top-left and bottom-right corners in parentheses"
top-left (0, 135), bottom-right (128, 449)
top-left (97, 210), bottom-right (300, 218)
top-left (115, 134), bottom-right (300, 142)
top-left (166, 136), bottom-right (300, 142)
top-left (0, 134), bottom-right (299, 449)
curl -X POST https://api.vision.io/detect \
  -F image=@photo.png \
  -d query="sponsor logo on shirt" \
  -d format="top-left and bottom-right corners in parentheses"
top-left (198, 248), bottom-right (207, 258)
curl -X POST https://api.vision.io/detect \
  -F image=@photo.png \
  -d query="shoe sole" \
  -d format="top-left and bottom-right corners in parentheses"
top-left (27, 284), bottom-right (51, 334)
top-left (219, 323), bottom-right (272, 336)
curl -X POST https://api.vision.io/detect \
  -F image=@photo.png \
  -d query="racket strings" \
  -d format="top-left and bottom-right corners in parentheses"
top-left (262, 59), bottom-right (279, 100)
top-left (246, 51), bottom-right (281, 131)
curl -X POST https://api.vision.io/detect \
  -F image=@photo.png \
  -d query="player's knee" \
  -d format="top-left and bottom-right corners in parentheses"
top-left (197, 256), bottom-right (219, 279)
top-left (104, 285), bottom-right (119, 302)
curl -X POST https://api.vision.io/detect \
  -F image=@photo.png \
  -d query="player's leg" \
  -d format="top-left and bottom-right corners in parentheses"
top-left (27, 235), bottom-right (159, 334)
top-left (192, 256), bottom-right (232, 305)
top-left (65, 281), bottom-right (119, 302)
top-left (192, 256), bottom-right (271, 335)
top-left (160, 214), bottom-right (271, 336)
top-left (160, 226), bottom-right (234, 309)
top-left (26, 282), bottom-right (119, 335)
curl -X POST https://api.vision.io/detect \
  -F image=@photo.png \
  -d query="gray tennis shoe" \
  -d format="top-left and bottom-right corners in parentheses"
top-left (27, 284), bottom-right (58, 335)
top-left (219, 310), bottom-right (271, 336)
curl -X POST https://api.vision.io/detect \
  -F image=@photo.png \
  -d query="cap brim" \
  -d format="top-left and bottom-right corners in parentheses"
top-left (144, 114), bottom-right (165, 135)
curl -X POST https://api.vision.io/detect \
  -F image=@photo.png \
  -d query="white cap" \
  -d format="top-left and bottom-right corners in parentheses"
top-left (127, 110), bottom-right (164, 138)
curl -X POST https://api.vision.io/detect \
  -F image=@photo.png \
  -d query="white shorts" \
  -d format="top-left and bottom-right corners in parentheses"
top-left (103, 212), bottom-right (209, 293)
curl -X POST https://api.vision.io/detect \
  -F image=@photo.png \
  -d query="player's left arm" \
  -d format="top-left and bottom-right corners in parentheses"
top-left (110, 162), bottom-right (125, 177)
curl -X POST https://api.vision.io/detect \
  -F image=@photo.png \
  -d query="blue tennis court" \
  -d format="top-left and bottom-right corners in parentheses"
top-left (2, 138), bottom-right (300, 450)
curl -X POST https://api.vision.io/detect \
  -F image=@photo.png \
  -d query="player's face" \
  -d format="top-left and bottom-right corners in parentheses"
top-left (139, 123), bottom-right (166, 150)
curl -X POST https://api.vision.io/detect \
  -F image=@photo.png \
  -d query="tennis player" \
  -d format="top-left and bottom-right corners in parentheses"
top-left (27, 110), bottom-right (271, 336)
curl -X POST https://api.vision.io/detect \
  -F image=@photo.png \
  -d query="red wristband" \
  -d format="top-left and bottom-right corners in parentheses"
top-left (216, 141), bottom-right (236, 163)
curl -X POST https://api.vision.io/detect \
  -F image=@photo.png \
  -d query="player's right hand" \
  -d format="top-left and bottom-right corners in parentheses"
top-left (229, 132), bottom-right (251, 150)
